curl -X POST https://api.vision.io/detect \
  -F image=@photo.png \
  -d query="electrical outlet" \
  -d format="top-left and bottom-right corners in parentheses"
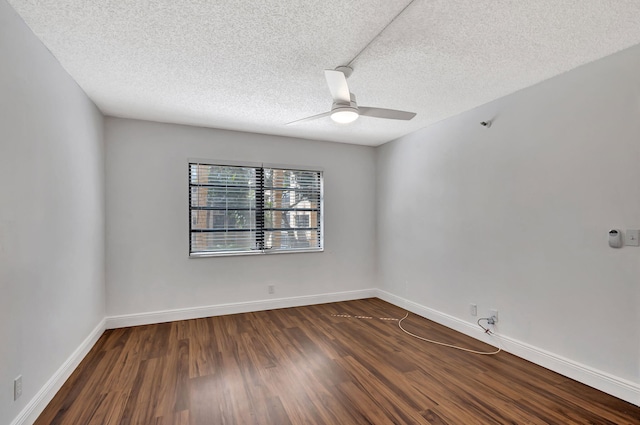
top-left (469, 303), bottom-right (477, 316)
top-left (268, 285), bottom-right (275, 294)
top-left (14, 375), bottom-right (22, 400)
top-left (489, 309), bottom-right (499, 323)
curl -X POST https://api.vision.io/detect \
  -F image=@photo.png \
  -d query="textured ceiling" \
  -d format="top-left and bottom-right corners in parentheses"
top-left (7, 0), bottom-right (640, 146)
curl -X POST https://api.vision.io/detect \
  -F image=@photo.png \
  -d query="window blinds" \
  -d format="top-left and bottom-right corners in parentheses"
top-left (189, 163), bottom-right (322, 256)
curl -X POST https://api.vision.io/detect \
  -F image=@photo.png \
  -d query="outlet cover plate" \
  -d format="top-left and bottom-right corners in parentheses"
top-left (14, 375), bottom-right (22, 400)
top-left (625, 229), bottom-right (640, 246)
top-left (489, 309), bottom-right (499, 323)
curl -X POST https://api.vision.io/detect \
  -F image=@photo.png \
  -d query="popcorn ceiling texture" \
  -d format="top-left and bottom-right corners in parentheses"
top-left (7, 0), bottom-right (640, 146)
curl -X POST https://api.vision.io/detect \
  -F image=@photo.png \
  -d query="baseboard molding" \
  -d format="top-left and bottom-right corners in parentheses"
top-left (10, 318), bottom-right (106, 425)
top-left (375, 289), bottom-right (640, 407)
top-left (106, 288), bottom-right (377, 329)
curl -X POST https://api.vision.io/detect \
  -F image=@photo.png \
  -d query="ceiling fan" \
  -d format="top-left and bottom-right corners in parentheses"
top-left (287, 66), bottom-right (417, 125)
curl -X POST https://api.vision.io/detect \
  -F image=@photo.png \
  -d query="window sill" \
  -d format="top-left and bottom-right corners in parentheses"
top-left (189, 248), bottom-right (324, 258)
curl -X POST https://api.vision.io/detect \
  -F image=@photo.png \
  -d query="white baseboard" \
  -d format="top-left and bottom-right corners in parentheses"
top-left (10, 318), bottom-right (106, 425)
top-left (105, 289), bottom-right (376, 329)
top-left (375, 289), bottom-right (640, 407)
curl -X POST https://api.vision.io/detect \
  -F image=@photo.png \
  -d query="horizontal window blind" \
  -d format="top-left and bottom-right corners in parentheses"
top-left (263, 168), bottom-right (322, 252)
top-left (189, 162), bottom-right (323, 256)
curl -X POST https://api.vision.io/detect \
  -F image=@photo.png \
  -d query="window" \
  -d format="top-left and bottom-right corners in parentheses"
top-left (189, 161), bottom-right (323, 256)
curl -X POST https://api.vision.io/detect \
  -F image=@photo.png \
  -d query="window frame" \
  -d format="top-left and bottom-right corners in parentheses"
top-left (188, 159), bottom-right (324, 258)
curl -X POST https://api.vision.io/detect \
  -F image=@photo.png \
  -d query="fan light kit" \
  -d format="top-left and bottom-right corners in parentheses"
top-left (331, 107), bottom-right (359, 124)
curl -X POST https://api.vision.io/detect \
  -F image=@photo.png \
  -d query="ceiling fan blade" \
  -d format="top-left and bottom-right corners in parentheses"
top-left (324, 69), bottom-right (351, 103)
top-left (358, 107), bottom-right (416, 120)
top-left (286, 111), bottom-right (332, 125)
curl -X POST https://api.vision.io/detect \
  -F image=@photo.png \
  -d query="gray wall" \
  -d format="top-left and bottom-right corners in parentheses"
top-left (105, 118), bottom-right (377, 316)
top-left (377, 43), bottom-right (640, 387)
top-left (0, 1), bottom-right (105, 424)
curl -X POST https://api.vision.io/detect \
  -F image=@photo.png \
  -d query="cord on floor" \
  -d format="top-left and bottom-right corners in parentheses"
top-left (398, 312), bottom-right (502, 355)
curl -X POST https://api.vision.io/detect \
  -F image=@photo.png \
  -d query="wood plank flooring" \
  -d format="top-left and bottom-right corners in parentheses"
top-left (35, 298), bottom-right (640, 424)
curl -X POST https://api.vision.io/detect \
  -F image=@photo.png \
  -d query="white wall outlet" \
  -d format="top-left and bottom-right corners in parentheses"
top-left (625, 229), bottom-right (640, 246)
top-left (14, 375), bottom-right (22, 400)
top-left (489, 309), bottom-right (499, 323)
top-left (469, 303), bottom-right (477, 316)
top-left (268, 284), bottom-right (275, 294)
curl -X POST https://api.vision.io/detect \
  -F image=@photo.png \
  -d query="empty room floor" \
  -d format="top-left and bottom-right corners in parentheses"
top-left (35, 298), bottom-right (640, 424)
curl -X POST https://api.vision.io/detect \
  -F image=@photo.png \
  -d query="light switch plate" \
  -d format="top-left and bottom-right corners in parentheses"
top-left (625, 229), bottom-right (640, 246)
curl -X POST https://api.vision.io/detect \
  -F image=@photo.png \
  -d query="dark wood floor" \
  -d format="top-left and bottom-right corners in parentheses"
top-left (35, 298), bottom-right (640, 424)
